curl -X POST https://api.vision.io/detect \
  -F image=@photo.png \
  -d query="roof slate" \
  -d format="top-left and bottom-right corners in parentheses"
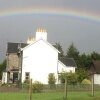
top-left (59, 57), bottom-right (76, 67)
top-left (90, 60), bottom-right (100, 74)
top-left (7, 42), bottom-right (27, 53)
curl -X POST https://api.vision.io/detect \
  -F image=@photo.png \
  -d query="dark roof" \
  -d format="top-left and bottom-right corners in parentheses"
top-left (90, 60), bottom-right (100, 74)
top-left (59, 57), bottom-right (76, 67)
top-left (7, 42), bottom-right (28, 53)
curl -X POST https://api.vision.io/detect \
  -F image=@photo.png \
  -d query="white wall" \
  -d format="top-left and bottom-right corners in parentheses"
top-left (22, 40), bottom-right (58, 84)
top-left (36, 31), bottom-right (47, 41)
top-left (94, 74), bottom-right (100, 84)
top-left (2, 72), bottom-right (7, 84)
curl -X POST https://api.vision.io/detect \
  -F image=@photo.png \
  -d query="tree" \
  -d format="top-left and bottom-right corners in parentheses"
top-left (66, 43), bottom-right (80, 67)
top-left (67, 72), bottom-right (77, 85)
top-left (58, 71), bottom-right (77, 85)
top-left (48, 73), bottom-right (56, 85)
top-left (58, 71), bottom-right (66, 83)
top-left (54, 43), bottom-right (64, 58)
top-left (76, 68), bottom-right (89, 83)
top-left (79, 53), bottom-right (92, 69)
top-left (79, 51), bottom-right (100, 69)
top-left (66, 43), bottom-right (79, 58)
top-left (0, 60), bottom-right (6, 79)
top-left (91, 51), bottom-right (100, 60)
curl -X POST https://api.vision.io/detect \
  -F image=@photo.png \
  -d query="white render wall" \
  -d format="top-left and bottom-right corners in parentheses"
top-left (22, 40), bottom-right (58, 84)
top-left (94, 74), bottom-right (100, 84)
top-left (36, 31), bottom-right (47, 41)
top-left (58, 61), bottom-right (75, 73)
top-left (2, 72), bottom-right (7, 84)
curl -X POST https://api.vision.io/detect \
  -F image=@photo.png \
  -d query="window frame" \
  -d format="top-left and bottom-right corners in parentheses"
top-left (25, 72), bottom-right (30, 80)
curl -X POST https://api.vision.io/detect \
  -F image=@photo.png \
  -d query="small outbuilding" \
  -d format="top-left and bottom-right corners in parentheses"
top-left (90, 60), bottom-right (100, 85)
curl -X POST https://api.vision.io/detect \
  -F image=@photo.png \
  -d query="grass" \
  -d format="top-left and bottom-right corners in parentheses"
top-left (0, 91), bottom-right (100, 100)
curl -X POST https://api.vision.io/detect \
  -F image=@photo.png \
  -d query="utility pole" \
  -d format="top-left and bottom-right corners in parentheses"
top-left (29, 79), bottom-right (32, 100)
top-left (65, 76), bottom-right (67, 100)
top-left (92, 75), bottom-right (94, 96)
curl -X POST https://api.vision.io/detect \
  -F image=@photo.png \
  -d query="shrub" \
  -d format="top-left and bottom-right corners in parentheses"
top-left (67, 72), bottom-right (77, 85)
top-left (76, 68), bottom-right (89, 83)
top-left (32, 81), bottom-right (43, 93)
top-left (81, 79), bottom-right (91, 84)
top-left (22, 79), bottom-right (30, 89)
top-left (58, 71), bottom-right (77, 85)
top-left (58, 72), bottom-right (65, 83)
top-left (24, 79), bottom-right (30, 84)
top-left (48, 73), bottom-right (56, 89)
top-left (48, 73), bottom-right (56, 84)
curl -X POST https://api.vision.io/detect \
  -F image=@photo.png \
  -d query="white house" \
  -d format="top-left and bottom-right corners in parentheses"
top-left (21, 28), bottom-right (76, 84)
top-left (58, 58), bottom-right (76, 73)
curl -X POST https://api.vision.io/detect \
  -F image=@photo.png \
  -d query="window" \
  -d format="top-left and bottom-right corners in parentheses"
top-left (25, 72), bottom-right (30, 80)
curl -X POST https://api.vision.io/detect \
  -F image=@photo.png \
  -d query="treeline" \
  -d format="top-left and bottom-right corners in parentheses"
top-left (54, 43), bottom-right (100, 84)
top-left (54, 43), bottom-right (100, 70)
top-left (0, 60), bottom-right (6, 79)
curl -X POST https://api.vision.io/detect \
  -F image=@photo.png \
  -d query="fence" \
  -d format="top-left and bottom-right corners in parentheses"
top-left (0, 83), bottom-right (100, 100)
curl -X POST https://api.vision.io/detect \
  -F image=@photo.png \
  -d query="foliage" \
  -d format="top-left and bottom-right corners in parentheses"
top-left (0, 60), bottom-right (6, 79)
top-left (78, 51), bottom-right (100, 69)
top-left (32, 81), bottom-right (43, 93)
top-left (91, 51), bottom-right (100, 60)
top-left (79, 53), bottom-right (92, 69)
top-left (66, 43), bottom-right (79, 58)
top-left (59, 69), bottom-right (89, 84)
top-left (66, 43), bottom-right (80, 67)
top-left (23, 79), bottom-right (30, 84)
top-left (58, 71), bottom-right (77, 85)
top-left (22, 80), bottom-right (30, 89)
top-left (66, 72), bottom-right (77, 85)
top-left (76, 68), bottom-right (89, 83)
top-left (81, 79), bottom-right (91, 85)
top-left (65, 43), bottom-right (100, 69)
top-left (23, 80), bottom-right (43, 92)
top-left (58, 71), bottom-right (66, 83)
top-left (48, 73), bottom-right (56, 85)
top-left (54, 43), bottom-right (64, 58)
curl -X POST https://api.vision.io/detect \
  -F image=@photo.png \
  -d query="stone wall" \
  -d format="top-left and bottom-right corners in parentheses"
top-left (7, 53), bottom-right (19, 70)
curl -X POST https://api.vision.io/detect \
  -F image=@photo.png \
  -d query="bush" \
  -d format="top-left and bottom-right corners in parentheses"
top-left (22, 79), bottom-right (30, 89)
top-left (32, 81), bottom-right (43, 93)
top-left (58, 72), bottom-right (65, 83)
top-left (24, 79), bottom-right (30, 84)
top-left (81, 79), bottom-right (91, 84)
top-left (48, 73), bottom-right (56, 88)
top-left (58, 71), bottom-right (77, 85)
top-left (48, 73), bottom-right (56, 84)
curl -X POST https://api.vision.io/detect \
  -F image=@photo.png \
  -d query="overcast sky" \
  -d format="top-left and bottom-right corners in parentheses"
top-left (0, 0), bottom-right (100, 62)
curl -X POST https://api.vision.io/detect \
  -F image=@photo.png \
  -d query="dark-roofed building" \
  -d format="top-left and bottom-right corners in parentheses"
top-left (7, 42), bottom-right (27, 53)
top-left (6, 42), bottom-right (27, 83)
top-left (3, 29), bottom-right (77, 84)
top-left (59, 57), bottom-right (77, 67)
top-left (90, 60), bottom-right (100, 84)
top-left (57, 57), bottom-right (76, 74)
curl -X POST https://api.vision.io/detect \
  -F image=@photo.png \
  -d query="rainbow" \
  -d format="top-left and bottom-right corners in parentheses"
top-left (0, 7), bottom-right (100, 23)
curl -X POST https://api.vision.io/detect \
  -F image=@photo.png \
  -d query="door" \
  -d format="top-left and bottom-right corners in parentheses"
top-left (13, 72), bottom-right (18, 83)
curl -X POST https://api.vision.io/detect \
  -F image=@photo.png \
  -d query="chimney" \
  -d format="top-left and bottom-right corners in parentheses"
top-left (27, 37), bottom-right (35, 44)
top-left (36, 28), bottom-right (47, 41)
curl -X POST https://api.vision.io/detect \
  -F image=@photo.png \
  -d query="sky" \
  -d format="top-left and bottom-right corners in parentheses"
top-left (0, 0), bottom-right (100, 62)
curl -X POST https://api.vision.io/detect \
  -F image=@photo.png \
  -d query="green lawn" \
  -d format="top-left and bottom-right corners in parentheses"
top-left (0, 91), bottom-right (100, 100)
